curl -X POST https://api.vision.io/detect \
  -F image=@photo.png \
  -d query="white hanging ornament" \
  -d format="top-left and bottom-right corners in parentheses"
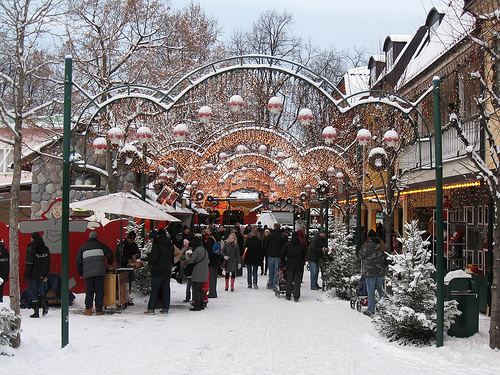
top-left (166, 166), bottom-right (176, 178)
top-left (205, 163), bottom-right (215, 172)
top-left (321, 126), bottom-right (337, 144)
top-left (356, 128), bottom-right (372, 146)
top-left (267, 96), bottom-right (283, 114)
top-left (298, 108), bottom-right (313, 126)
top-left (92, 137), bottom-right (107, 154)
top-left (107, 127), bottom-right (124, 145)
top-left (335, 171), bottom-right (344, 184)
top-left (327, 167), bottom-right (336, 177)
top-left (218, 178), bottom-right (225, 187)
top-left (198, 106), bottom-right (213, 124)
top-left (219, 152), bottom-right (228, 162)
top-left (258, 145), bottom-right (268, 155)
top-left (289, 163), bottom-right (299, 172)
top-left (191, 180), bottom-right (199, 189)
top-left (236, 145), bottom-right (248, 155)
top-left (228, 95), bottom-right (244, 113)
top-left (383, 129), bottom-right (399, 148)
top-left (173, 123), bottom-right (189, 141)
top-left (158, 172), bottom-right (168, 181)
top-left (276, 152), bottom-right (286, 161)
top-left (136, 126), bottom-right (152, 145)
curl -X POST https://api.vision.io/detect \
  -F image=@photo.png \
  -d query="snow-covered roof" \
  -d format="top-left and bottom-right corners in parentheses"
top-left (395, 2), bottom-right (475, 90)
top-left (342, 66), bottom-right (370, 98)
top-left (383, 35), bottom-right (411, 51)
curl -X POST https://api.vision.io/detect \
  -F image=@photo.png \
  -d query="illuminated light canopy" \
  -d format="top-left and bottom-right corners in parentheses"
top-left (136, 126), bottom-right (152, 145)
top-left (92, 137), bottom-right (107, 154)
top-left (267, 96), bottom-right (283, 114)
top-left (198, 106), bottom-right (213, 124)
top-left (228, 95), bottom-right (244, 113)
top-left (321, 126), bottom-right (337, 144)
top-left (326, 167), bottom-right (336, 177)
top-left (107, 127), bottom-right (124, 145)
top-left (383, 129), bottom-right (399, 148)
top-left (356, 128), bottom-right (372, 146)
top-left (298, 108), bottom-right (313, 126)
top-left (258, 144), bottom-right (268, 155)
top-left (173, 123), bottom-right (189, 141)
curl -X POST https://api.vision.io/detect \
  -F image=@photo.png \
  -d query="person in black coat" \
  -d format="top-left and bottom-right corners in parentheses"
top-left (145, 228), bottom-right (174, 314)
top-left (76, 231), bottom-right (114, 315)
top-left (280, 231), bottom-right (307, 301)
top-left (244, 228), bottom-right (263, 289)
top-left (267, 223), bottom-right (288, 290)
top-left (24, 232), bottom-right (51, 318)
top-left (0, 238), bottom-right (9, 303)
top-left (204, 225), bottom-right (220, 298)
top-left (115, 231), bottom-right (141, 296)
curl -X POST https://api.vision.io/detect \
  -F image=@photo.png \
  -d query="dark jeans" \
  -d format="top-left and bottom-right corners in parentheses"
top-left (0, 282), bottom-right (5, 302)
top-left (192, 281), bottom-right (204, 310)
top-left (286, 269), bottom-right (303, 299)
top-left (85, 276), bottom-right (105, 312)
top-left (29, 279), bottom-right (42, 303)
top-left (148, 275), bottom-right (171, 312)
top-left (246, 265), bottom-right (258, 285)
top-left (185, 278), bottom-right (192, 301)
top-left (208, 266), bottom-right (218, 297)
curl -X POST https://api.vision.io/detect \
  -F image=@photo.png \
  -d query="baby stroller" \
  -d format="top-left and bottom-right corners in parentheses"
top-left (274, 261), bottom-right (287, 298)
top-left (350, 273), bottom-right (368, 312)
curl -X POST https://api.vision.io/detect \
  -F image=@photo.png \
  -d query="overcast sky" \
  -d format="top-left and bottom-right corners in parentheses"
top-left (171, 0), bottom-right (440, 53)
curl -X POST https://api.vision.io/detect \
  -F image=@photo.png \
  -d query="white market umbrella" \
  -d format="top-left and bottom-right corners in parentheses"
top-left (70, 192), bottom-right (181, 222)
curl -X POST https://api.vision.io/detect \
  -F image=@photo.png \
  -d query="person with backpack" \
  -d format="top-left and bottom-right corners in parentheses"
top-left (204, 225), bottom-right (221, 298)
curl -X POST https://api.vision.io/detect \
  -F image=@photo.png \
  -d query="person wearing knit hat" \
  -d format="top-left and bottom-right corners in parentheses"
top-left (0, 238), bottom-right (9, 303)
top-left (76, 231), bottom-right (114, 316)
top-left (306, 228), bottom-right (328, 290)
top-left (24, 232), bottom-right (51, 318)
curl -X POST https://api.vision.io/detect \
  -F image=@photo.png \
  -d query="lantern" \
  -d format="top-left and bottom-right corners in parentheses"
top-left (335, 171), bottom-right (344, 184)
top-left (191, 180), bottom-right (199, 189)
top-left (92, 137), bottom-right (107, 154)
top-left (321, 126), bottom-right (337, 144)
top-left (198, 106), bottom-right (212, 124)
top-left (276, 151), bottom-right (286, 161)
top-left (258, 145), bottom-right (267, 155)
top-left (269, 172), bottom-right (276, 180)
top-left (383, 129), bottom-right (399, 148)
top-left (327, 167), bottom-right (336, 177)
top-left (356, 128), bottom-right (372, 146)
top-left (236, 145), bottom-right (247, 154)
top-left (256, 167), bottom-right (263, 174)
top-left (229, 95), bottom-right (244, 113)
top-left (173, 123), bottom-right (189, 141)
top-left (166, 166), bottom-right (176, 178)
top-left (219, 152), bottom-right (228, 162)
top-left (158, 172), bottom-right (168, 181)
top-left (300, 191), bottom-right (309, 202)
top-left (267, 96), bottom-right (283, 114)
top-left (289, 162), bottom-right (299, 172)
top-left (136, 126), bottom-right (152, 145)
top-left (298, 108), bottom-right (313, 126)
top-left (304, 184), bottom-right (312, 192)
top-left (317, 180), bottom-right (329, 196)
top-left (107, 127), bottom-right (124, 145)
top-left (205, 163), bottom-right (215, 173)
top-left (185, 184), bottom-right (192, 193)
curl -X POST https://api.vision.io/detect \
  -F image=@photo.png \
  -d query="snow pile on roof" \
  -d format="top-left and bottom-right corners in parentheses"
top-left (343, 66), bottom-right (370, 98)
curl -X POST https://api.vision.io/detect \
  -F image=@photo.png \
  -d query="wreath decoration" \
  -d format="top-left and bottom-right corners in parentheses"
top-left (316, 180), bottom-right (330, 196)
top-left (368, 147), bottom-right (389, 172)
top-left (173, 179), bottom-right (186, 193)
top-left (117, 149), bottom-right (144, 171)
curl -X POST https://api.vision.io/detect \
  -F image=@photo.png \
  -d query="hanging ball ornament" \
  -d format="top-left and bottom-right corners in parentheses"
top-left (173, 123), bottom-right (189, 141)
top-left (335, 171), bottom-right (345, 184)
top-left (136, 126), bottom-right (152, 145)
top-left (383, 129), bottom-right (399, 148)
top-left (258, 144), bottom-right (268, 155)
top-left (228, 95), bottom-right (244, 113)
top-left (236, 145), bottom-right (247, 155)
top-left (326, 167), bottom-right (336, 177)
top-left (300, 191), bottom-right (309, 202)
top-left (276, 152), bottom-right (286, 161)
top-left (368, 147), bottom-right (389, 172)
top-left (92, 137), bottom-right (108, 154)
top-left (218, 178), bottom-right (225, 187)
top-left (267, 96), bottom-right (283, 114)
top-left (304, 184), bottom-right (312, 192)
top-left (317, 180), bottom-right (330, 196)
top-left (191, 180), bottom-right (199, 189)
top-left (321, 126), bottom-right (337, 144)
top-left (166, 166), bottom-right (176, 178)
top-left (158, 172), bottom-right (168, 181)
top-left (289, 163), bottom-right (299, 172)
top-left (219, 152), bottom-right (228, 162)
top-left (107, 127), bottom-right (124, 145)
top-left (205, 163), bottom-right (215, 173)
top-left (356, 128), bottom-right (372, 146)
top-left (198, 106), bottom-right (213, 124)
top-left (227, 171), bottom-right (235, 179)
top-left (298, 108), bottom-right (313, 126)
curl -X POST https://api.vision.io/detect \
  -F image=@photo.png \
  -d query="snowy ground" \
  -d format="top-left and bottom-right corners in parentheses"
top-left (1, 269), bottom-right (499, 375)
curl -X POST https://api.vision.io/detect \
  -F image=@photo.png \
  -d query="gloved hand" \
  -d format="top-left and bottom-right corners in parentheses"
top-left (238, 263), bottom-right (242, 269)
top-left (224, 256), bottom-right (230, 260)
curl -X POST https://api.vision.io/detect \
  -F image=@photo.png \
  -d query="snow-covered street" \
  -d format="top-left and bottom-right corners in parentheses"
top-left (1, 268), bottom-right (499, 375)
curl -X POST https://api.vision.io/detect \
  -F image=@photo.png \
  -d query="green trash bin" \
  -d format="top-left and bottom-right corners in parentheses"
top-left (447, 278), bottom-right (479, 338)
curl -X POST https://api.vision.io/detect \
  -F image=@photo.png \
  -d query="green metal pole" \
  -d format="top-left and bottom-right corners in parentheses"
top-left (434, 76), bottom-right (444, 347)
top-left (61, 56), bottom-right (73, 348)
top-left (356, 125), bottom-right (362, 255)
top-left (141, 143), bottom-right (147, 245)
top-left (324, 197), bottom-right (329, 236)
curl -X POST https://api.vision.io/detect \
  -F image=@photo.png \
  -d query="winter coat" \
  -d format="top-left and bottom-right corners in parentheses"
top-left (222, 241), bottom-right (242, 273)
top-left (115, 239), bottom-right (141, 267)
top-left (297, 229), bottom-right (308, 252)
top-left (358, 237), bottom-right (387, 278)
top-left (306, 233), bottom-right (326, 262)
top-left (24, 239), bottom-right (51, 281)
top-left (267, 229), bottom-right (287, 258)
top-left (76, 238), bottom-right (114, 279)
top-left (184, 245), bottom-right (209, 283)
top-left (244, 236), bottom-right (263, 266)
top-left (148, 234), bottom-right (174, 278)
top-left (235, 230), bottom-right (245, 256)
top-left (0, 242), bottom-right (9, 281)
top-left (280, 237), bottom-right (307, 271)
top-left (205, 232), bottom-right (221, 267)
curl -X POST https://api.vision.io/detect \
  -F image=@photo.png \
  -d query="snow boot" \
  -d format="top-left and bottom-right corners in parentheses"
top-left (40, 294), bottom-right (49, 316)
top-left (30, 302), bottom-right (40, 318)
top-left (83, 308), bottom-right (93, 316)
top-left (225, 278), bottom-right (229, 291)
top-left (230, 278), bottom-right (235, 292)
